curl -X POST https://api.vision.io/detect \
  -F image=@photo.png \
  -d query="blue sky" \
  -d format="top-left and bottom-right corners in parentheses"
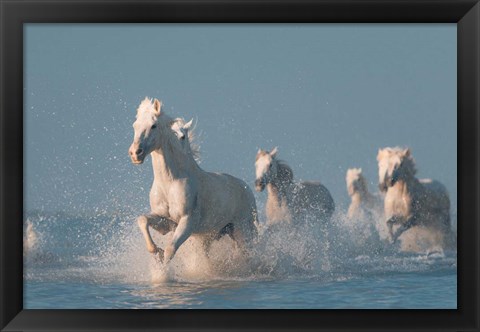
top-left (24, 24), bottom-right (456, 215)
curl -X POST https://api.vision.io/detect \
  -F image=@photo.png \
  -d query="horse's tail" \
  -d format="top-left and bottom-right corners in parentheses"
top-left (441, 210), bottom-right (452, 232)
top-left (441, 211), bottom-right (457, 249)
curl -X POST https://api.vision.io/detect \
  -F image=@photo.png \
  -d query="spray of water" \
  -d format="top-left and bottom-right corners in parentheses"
top-left (23, 200), bottom-right (457, 286)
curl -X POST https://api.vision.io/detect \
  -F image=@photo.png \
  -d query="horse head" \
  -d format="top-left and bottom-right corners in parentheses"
top-left (346, 168), bottom-right (364, 196)
top-left (254, 147), bottom-right (278, 191)
top-left (377, 147), bottom-right (415, 191)
top-left (129, 97), bottom-right (164, 164)
top-left (170, 118), bottom-right (193, 141)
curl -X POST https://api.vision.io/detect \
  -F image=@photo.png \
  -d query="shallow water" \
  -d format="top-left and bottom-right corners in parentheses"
top-left (23, 211), bottom-right (457, 309)
top-left (25, 270), bottom-right (456, 309)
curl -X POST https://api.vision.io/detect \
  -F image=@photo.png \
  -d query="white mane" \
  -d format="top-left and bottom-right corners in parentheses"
top-left (346, 167), bottom-right (362, 187)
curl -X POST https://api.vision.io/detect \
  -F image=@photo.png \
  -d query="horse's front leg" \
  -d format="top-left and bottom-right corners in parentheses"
top-left (137, 214), bottom-right (176, 255)
top-left (391, 216), bottom-right (416, 243)
top-left (163, 215), bottom-right (194, 263)
top-left (386, 216), bottom-right (402, 243)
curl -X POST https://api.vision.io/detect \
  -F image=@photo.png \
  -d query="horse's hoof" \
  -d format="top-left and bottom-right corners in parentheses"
top-left (154, 251), bottom-right (164, 264)
top-left (148, 244), bottom-right (163, 255)
top-left (150, 246), bottom-right (165, 263)
top-left (147, 245), bottom-right (157, 254)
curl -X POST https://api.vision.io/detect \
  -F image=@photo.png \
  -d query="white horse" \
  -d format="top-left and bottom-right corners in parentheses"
top-left (129, 97), bottom-right (258, 263)
top-left (255, 147), bottom-right (335, 226)
top-left (23, 220), bottom-right (38, 255)
top-left (345, 168), bottom-right (387, 241)
top-left (171, 118), bottom-right (193, 141)
top-left (377, 147), bottom-right (452, 248)
top-left (346, 168), bottom-right (383, 220)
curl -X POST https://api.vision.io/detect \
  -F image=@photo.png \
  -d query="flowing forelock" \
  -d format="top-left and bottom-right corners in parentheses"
top-left (136, 97), bottom-right (155, 117)
top-left (389, 147), bottom-right (417, 175)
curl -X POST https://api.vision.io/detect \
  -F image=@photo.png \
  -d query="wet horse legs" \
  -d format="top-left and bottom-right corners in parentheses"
top-left (387, 215), bottom-right (416, 243)
top-left (137, 214), bottom-right (176, 255)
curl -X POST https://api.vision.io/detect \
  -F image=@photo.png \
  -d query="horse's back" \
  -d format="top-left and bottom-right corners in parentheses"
top-left (419, 178), bottom-right (450, 211)
top-left (295, 181), bottom-right (335, 221)
top-left (209, 172), bottom-right (256, 204)
top-left (420, 178), bottom-right (447, 192)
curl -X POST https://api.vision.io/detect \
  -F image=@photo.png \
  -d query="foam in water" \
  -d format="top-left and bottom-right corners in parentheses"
top-left (23, 204), bottom-right (457, 286)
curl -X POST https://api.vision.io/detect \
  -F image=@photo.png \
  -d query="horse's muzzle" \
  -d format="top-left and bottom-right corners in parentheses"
top-left (378, 182), bottom-right (388, 192)
top-left (255, 179), bottom-right (265, 192)
top-left (129, 144), bottom-right (145, 164)
top-left (131, 157), bottom-right (144, 165)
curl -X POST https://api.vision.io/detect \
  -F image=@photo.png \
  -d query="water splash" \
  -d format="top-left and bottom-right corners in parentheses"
top-left (23, 206), bottom-right (457, 286)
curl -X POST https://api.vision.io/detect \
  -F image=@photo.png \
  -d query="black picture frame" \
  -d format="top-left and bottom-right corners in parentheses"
top-left (1, 0), bottom-right (478, 331)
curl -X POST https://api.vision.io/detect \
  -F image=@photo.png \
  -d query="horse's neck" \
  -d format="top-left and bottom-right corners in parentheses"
top-left (151, 143), bottom-right (200, 185)
top-left (355, 185), bottom-right (374, 203)
top-left (267, 177), bottom-right (293, 206)
top-left (267, 183), bottom-right (284, 207)
top-left (390, 176), bottom-right (420, 198)
top-left (350, 192), bottom-right (363, 205)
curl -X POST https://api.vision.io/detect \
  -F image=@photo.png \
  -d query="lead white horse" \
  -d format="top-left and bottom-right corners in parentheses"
top-left (377, 147), bottom-right (452, 249)
top-left (129, 98), bottom-right (258, 263)
top-left (255, 147), bottom-right (335, 226)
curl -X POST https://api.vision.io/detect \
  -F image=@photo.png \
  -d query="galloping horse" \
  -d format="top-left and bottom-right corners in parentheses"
top-left (346, 168), bottom-right (382, 220)
top-left (170, 118), bottom-right (193, 141)
top-left (254, 148), bottom-right (335, 226)
top-left (377, 147), bottom-right (451, 245)
top-left (129, 98), bottom-right (258, 263)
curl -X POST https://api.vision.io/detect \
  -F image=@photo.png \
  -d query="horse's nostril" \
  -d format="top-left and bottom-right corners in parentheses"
top-left (136, 148), bottom-right (143, 155)
top-left (255, 179), bottom-right (265, 188)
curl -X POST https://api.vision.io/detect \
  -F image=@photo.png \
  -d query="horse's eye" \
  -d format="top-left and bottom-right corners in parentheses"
top-left (269, 164), bottom-right (273, 169)
top-left (151, 124), bottom-right (157, 129)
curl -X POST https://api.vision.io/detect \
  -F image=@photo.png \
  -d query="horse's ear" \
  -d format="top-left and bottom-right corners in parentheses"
top-left (256, 149), bottom-right (262, 160)
top-left (153, 98), bottom-right (163, 115)
top-left (270, 147), bottom-right (278, 158)
top-left (403, 148), bottom-right (411, 157)
top-left (184, 118), bottom-right (193, 130)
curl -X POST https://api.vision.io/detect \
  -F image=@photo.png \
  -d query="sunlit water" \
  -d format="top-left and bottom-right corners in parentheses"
top-left (23, 210), bottom-right (457, 309)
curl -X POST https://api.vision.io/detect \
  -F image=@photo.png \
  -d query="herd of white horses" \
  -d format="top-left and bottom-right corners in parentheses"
top-left (129, 97), bottom-right (454, 264)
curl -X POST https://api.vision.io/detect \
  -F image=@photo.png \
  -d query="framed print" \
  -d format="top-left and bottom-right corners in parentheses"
top-left (1, 0), bottom-right (479, 331)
